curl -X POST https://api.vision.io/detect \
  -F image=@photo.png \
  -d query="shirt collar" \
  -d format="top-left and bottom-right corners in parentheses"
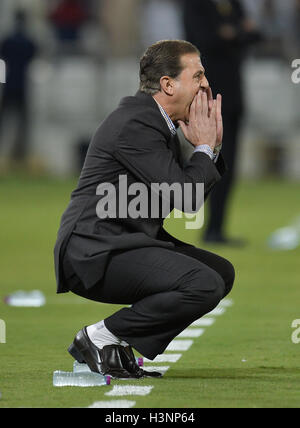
top-left (154, 99), bottom-right (177, 136)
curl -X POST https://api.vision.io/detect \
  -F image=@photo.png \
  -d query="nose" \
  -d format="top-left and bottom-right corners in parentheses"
top-left (200, 75), bottom-right (209, 90)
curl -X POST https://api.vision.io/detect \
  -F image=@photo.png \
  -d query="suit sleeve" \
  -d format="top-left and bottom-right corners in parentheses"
top-left (114, 118), bottom-right (222, 213)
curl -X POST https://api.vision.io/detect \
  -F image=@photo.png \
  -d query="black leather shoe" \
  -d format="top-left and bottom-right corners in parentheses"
top-left (68, 328), bottom-right (132, 379)
top-left (120, 346), bottom-right (162, 378)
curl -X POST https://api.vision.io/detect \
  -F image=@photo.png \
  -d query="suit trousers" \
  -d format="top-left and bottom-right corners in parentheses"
top-left (63, 243), bottom-right (235, 360)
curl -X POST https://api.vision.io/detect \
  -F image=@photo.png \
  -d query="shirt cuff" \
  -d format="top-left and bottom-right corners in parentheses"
top-left (194, 144), bottom-right (217, 162)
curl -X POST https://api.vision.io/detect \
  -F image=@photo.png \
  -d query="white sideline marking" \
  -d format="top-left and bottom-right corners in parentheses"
top-left (143, 366), bottom-right (170, 375)
top-left (178, 328), bottom-right (205, 338)
top-left (105, 385), bottom-right (153, 397)
top-left (88, 400), bottom-right (136, 408)
top-left (219, 298), bottom-right (234, 307)
top-left (191, 318), bottom-right (215, 326)
top-left (208, 307), bottom-right (225, 316)
top-left (144, 354), bottom-right (182, 363)
top-left (166, 340), bottom-right (193, 351)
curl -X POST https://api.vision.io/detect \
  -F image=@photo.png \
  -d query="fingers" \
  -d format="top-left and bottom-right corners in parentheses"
top-left (206, 87), bottom-right (213, 116)
top-left (216, 94), bottom-right (222, 120)
top-left (194, 91), bottom-right (208, 117)
top-left (201, 91), bottom-right (209, 117)
top-left (189, 94), bottom-right (197, 124)
top-left (209, 98), bottom-right (217, 116)
top-left (193, 91), bottom-right (221, 125)
top-left (216, 94), bottom-right (223, 145)
top-left (216, 94), bottom-right (223, 127)
top-left (194, 90), bottom-right (221, 119)
top-left (206, 87), bottom-right (213, 103)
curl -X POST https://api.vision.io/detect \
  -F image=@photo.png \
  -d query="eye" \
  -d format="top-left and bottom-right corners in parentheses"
top-left (194, 72), bottom-right (203, 80)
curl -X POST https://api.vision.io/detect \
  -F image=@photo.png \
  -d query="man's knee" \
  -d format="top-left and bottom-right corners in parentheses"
top-left (182, 266), bottom-right (225, 307)
top-left (206, 270), bottom-right (226, 308)
top-left (222, 259), bottom-right (235, 297)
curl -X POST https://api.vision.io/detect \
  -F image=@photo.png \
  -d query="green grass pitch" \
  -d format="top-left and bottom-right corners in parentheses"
top-left (0, 175), bottom-right (299, 408)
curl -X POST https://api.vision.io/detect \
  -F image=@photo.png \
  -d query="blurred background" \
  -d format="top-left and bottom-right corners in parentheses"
top-left (0, 0), bottom-right (299, 179)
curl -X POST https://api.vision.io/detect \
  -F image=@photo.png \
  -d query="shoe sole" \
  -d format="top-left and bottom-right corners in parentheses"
top-left (68, 332), bottom-right (137, 380)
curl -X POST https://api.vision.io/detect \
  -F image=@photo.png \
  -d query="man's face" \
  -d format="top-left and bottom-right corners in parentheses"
top-left (172, 53), bottom-right (209, 123)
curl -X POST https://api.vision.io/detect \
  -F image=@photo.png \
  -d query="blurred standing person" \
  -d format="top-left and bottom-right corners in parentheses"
top-left (101, 0), bottom-right (140, 57)
top-left (184, 0), bottom-right (261, 245)
top-left (49, 0), bottom-right (88, 53)
top-left (140, 0), bottom-right (184, 50)
top-left (260, 0), bottom-right (298, 59)
top-left (296, 1), bottom-right (300, 50)
top-left (0, 10), bottom-right (37, 162)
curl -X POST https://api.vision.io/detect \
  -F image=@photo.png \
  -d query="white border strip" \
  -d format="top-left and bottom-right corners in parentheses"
top-left (166, 340), bottom-right (193, 351)
top-left (143, 366), bottom-right (170, 374)
top-left (88, 400), bottom-right (136, 408)
top-left (105, 385), bottom-right (153, 397)
top-left (178, 328), bottom-right (205, 338)
top-left (191, 318), bottom-right (215, 326)
top-left (207, 307), bottom-right (225, 316)
top-left (144, 354), bottom-right (182, 363)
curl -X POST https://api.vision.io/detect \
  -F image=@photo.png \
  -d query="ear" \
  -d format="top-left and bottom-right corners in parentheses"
top-left (160, 76), bottom-right (175, 96)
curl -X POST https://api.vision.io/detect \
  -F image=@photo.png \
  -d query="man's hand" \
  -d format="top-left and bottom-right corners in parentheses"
top-left (207, 88), bottom-right (223, 148)
top-left (215, 93), bottom-right (223, 149)
top-left (178, 91), bottom-right (223, 152)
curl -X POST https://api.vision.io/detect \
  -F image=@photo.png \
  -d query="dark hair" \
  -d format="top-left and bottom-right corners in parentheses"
top-left (139, 40), bottom-right (200, 95)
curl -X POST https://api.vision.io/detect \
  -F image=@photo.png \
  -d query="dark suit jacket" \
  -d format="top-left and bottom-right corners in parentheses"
top-left (54, 91), bottom-right (226, 293)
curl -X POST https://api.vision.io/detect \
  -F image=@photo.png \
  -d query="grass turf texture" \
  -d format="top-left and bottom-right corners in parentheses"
top-left (0, 175), bottom-right (299, 408)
